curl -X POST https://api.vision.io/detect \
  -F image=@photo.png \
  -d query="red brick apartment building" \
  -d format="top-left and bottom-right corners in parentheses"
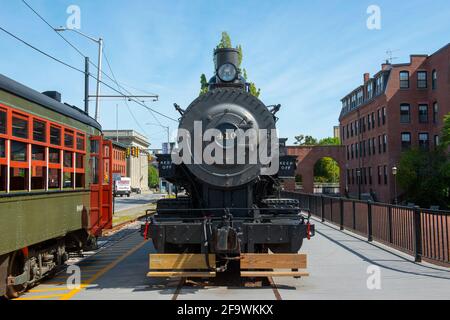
top-left (111, 140), bottom-right (127, 177)
top-left (339, 43), bottom-right (450, 203)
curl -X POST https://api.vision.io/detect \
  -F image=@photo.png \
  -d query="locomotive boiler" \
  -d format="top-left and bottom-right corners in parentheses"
top-left (143, 47), bottom-right (314, 278)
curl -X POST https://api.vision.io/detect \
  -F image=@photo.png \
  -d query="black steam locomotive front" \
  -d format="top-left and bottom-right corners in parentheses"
top-left (144, 48), bottom-right (314, 268)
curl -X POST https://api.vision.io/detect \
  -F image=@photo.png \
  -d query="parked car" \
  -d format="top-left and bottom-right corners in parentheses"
top-left (114, 177), bottom-right (131, 197)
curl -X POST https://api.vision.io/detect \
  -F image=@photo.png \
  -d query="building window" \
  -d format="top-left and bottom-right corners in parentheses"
top-left (419, 133), bottom-right (429, 150)
top-left (378, 136), bottom-right (382, 154)
top-left (377, 109), bottom-right (381, 127)
top-left (32, 145), bottom-right (45, 161)
top-left (11, 141), bottom-right (27, 162)
top-left (376, 76), bottom-right (384, 95)
top-left (0, 165), bottom-right (6, 191)
top-left (0, 109), bottom-right (6, 134)
top-left (355, 143), bottom-right (359, 158)
top-left (378, 166), bottom-right (382, 185)
top-left (50, 126), bottom-right (61, 145)
top-left (382, 107), bottom-right (386, 125)
top-left (12, 116), bottom-right (28, 139)
top-left (368, 167), bottom-right (372, 185)
top-left (400, 71), bottom-right (409, 89)
top-left (383, 166), bottom-right (388, 185)
top-left (417, 71), bottom-right (427, 88)
top-left (33, 119), bottom-right (46, 142)
top-left (401, 132), bottom-right (411, 151)
top-left (383, 135), bottom-right (387, 153)
top-left (419, 104), bottom-right (428, 123)
top-left (76, 154), bottom-right (84, 169)
top-left (347, 169), bottom-right (351, 186)
top-left (367, 82), bottom-right (373, 99)
top-left (351, 144), bottom-right (354, 159)
top-left (63, 172), bottom-right (74, 188)
top-left (367, 114), bottom-right (371, 130)
top-left (433, 102), bottom-right (438, 124)
top-left (432, 70), bottom-right (437, 90)
top-left (400, 104), bottom-right (411, 123)
top-left (434, 135), bottom-right (440, 149)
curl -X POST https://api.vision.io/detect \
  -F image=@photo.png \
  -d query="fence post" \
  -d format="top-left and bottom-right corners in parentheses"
top-left (413, 206), bottom-right (422, 262)
top-left (388, 206), bottom-right (393, 243)
top-left (352, 201), bottom-right (356, 230)
top-left (321, 195), bottom-right (325, 222)
top-left (339, 198), bottom-right (344, 230)
top-left (367, 200), bottom-right (373, 242)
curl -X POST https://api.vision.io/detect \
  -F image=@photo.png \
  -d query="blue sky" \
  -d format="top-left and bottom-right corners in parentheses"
top-left (1, 0), bottom-right (449, 147)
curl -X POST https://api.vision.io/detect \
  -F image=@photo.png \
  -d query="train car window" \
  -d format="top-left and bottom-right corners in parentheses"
top-left (10, 168), bottom-right (28, 191)
top-left (76, 153), bottom-right (84, 169)
top-left (90, 140), bottom-right (99, 154)
top-left (11, 141), bottom-right (27, 162)
top-left (0, 138), bottom-right (5, 158)
top-left (91, 156), bottom-right (99, 184)
top-left (63, 172), bottom-right (73, 188)
top-left (64, 130), bottom-right (74, 148)
top-left (75, 173), bottom-right (85, 188)
top-left (48, 168), bottom-right (60, 189)
top-left (77, 134), bottom-right (85, 151)
top-left (0, 109), bottom-right (6, 134)
top-left (32, 145), bottom-right (45, 161)
top-left (31, 166), bottom-right (46, 190)
top-left (33, 120), bottom-right (46, 142)
top-left (0, 165), bottom-right (6, 191)
top-left (12, 116), bottom-right (28, 139)
top-left (63, 151), bottom-right (73, 167)
top-left (49, 148), bottom-right (60, 163)
top-left (50, 126), bottom-right (61, 145)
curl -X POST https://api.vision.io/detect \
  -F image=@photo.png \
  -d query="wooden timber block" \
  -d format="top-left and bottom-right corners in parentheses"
top-left (241, 271), bottom-right (309, 277)
top-left (240, 253), bottom-right (307, 270)
top-left (149, 254), bottom-right (216, 270)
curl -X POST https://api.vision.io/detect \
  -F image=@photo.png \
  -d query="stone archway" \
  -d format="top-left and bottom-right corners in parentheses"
top-left (284, 145), bottom-right (346, 194)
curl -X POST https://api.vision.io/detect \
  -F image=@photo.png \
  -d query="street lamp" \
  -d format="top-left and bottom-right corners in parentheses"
top-left (392, 166), bottom-right (398, 205)
top-left (356, 168), bottom-right (361, 200)
top-left (54, 27), bottom-right (103, 122)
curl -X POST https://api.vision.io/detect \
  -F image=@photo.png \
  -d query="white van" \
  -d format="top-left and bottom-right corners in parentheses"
top-left (114, 177), bottom-right (131, 197)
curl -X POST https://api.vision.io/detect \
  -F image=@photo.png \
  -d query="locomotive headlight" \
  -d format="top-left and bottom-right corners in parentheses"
top-left (217, 63), bottom-right (237, 82)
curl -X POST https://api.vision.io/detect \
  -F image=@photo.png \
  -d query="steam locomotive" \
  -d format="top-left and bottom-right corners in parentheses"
top-left (143, 48), bottom-right (314, 278)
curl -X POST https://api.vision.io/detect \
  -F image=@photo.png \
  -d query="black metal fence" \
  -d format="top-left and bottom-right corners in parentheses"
top-left (282, 191), bottom-right (450, 267)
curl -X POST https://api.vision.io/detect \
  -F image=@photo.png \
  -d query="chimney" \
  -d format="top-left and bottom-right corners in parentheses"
top-left (42, 91), bottom-right (62, 102)
top-left (381, 60), bottom-right (392, 71)
top-left (363, 73), bottom-right (370, 84)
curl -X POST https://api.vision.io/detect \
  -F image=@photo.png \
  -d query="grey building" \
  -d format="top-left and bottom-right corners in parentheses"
top-left (103, 130), bottom-right (150, 192)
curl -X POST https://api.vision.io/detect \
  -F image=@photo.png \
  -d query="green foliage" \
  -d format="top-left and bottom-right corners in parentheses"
top-left (442, 112), bottom-right (450, 148)
top-left (199, 74), bottom-right (208, 96)
top-left (216, 32), bottom-right (232, 49)
top-left (318, 137), bottom-right (340, 146)
top-left (148, 165), bottom-right (159, 188)
top-left (294, 135), bottom-right (318, 145)
top-left (397, 148), bottom-right (450, 208)
top-left (314, 157), bottom-right (340, 183)
top-left (249, 83), bottom-right (261, 98)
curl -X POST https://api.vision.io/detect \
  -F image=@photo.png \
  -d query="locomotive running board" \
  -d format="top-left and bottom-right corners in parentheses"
top-left (240, 253), bottom-right (309, 277)
top-left (148, 254), bottom-right (216, 278)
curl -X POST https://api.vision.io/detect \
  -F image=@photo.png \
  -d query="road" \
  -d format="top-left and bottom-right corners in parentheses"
top-left (16, 217), bottom-right (450, 300)
top-left (113, 192), bottom-right (165, 212)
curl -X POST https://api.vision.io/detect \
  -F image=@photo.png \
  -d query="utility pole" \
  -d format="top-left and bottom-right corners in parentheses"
top-left (116, 104), bottom-right (119, 142)
top-left (84, 57), bottom-right (89, 114)
top-left (95, 38), bottom-right (103, 122)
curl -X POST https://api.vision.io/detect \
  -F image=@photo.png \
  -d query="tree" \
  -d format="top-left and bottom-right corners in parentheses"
top-left (293, 134), bottom-right (318, 145)
top-left (200, 74), bottom-right (208, 96)
top-left (318, 137), bottom-right (340, 146)
top-left (397, 148), bottom-right (450, 208)
top-left (148, 165), bottom-right (159, 189)
top-left (314, 157), bottom-right (340, 183)
top-left (442, 112), bottom-right (450, 148)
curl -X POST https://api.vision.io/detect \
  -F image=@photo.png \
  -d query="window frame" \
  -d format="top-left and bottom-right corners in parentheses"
top-left (400, 104), bottom-right (411, 123)
top-left (418, 104), bottom-right (429, 123)
top-left (399, 71), bottom-right (409, 89)
top-left (417, 71), bottom-right (428, 89)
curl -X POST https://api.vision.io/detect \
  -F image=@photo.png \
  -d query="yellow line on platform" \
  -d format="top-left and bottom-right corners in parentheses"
top-left (29, 285), bottom-right (89, 293)
top-left (15, 294), bottom-right (64, 300)
top-left (59, 239), bottom-right (148, 300)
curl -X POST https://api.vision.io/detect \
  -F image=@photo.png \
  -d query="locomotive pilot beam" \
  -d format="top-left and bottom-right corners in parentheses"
top-left (142, 46), bottom-right (314, 279)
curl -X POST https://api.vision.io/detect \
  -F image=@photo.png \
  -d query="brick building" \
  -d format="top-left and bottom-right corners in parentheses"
top-left (339, 44), bottom-right (450, 203)
top-left (111, 140), bottom-right (127, 177)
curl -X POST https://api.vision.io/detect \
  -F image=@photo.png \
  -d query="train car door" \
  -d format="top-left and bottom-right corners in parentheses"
top-left (89, 136), bottom-right (113, 236)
